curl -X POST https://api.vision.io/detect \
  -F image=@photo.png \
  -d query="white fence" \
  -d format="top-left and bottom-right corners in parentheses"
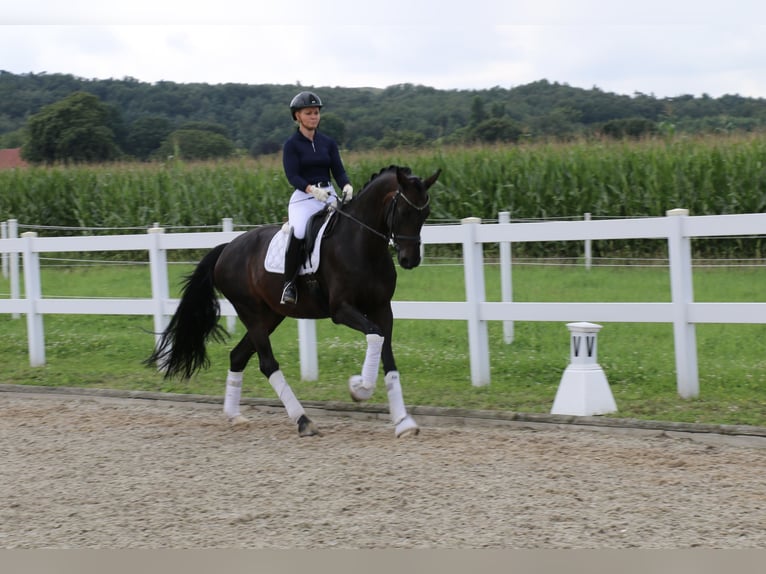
top-left (3, 210), bottom-right (766, 399)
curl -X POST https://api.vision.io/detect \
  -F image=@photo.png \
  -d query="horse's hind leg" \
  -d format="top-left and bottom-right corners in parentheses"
top-left (223, 335), bottom-right (256, 426)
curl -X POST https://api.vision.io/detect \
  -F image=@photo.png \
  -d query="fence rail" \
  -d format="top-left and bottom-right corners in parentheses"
top-left (3, 210), bottom-right (766, 399)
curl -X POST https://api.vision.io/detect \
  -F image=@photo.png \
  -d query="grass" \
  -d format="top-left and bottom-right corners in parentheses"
top-left (1, 259), bottom-right (765, 427)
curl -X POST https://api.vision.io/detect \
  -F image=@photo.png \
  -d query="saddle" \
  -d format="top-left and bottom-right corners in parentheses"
top-left (264, 206), bottom-right (338, 275)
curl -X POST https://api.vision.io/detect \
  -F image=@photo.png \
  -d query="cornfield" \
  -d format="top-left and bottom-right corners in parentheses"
top-left (2, 135), bottom-right (765, 258)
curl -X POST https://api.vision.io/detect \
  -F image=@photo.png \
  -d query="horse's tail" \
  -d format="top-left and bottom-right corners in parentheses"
top-left (144, 243), bottom-right (229, 379)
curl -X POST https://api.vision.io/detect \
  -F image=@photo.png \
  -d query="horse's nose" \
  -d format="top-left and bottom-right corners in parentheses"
top-left (398, 252), bottom-right (421, 269)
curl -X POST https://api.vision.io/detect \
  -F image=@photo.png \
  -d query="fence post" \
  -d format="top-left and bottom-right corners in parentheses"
top-left (584, 212), bottom-right (592, 270)
top-left (298, 319), bottom-right (318, 381)
top-left (148, 226), bottom-right (169, 348)
top-left (666, 208), bottom-right (699, 398)
top-left (21, 231), bottom-right (45, 366)
top-left (1, 220), bottom-right (7, 279)
top-left (461, 217), bottom-right (490, 386)
top-left (221, 218), bottom-right (237, 335)
top-left (498, 211), bottom-right (514, 344)
top-left (9, 219), bottom-right (20, 319)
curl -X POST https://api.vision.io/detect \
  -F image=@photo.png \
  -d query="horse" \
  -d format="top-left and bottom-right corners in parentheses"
top-left (145, 165), bottom-right (441, 438)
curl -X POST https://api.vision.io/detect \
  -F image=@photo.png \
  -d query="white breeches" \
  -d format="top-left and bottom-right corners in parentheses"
top-left (288, 188), bottom-right (337, 239)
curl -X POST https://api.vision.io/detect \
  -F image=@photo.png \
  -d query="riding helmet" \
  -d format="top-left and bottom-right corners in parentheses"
top-left (290, 91), bottom-right (323, 119)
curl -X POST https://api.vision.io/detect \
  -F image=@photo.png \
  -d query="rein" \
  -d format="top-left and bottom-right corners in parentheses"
top-left (333, 187), bottom-right (430, 247)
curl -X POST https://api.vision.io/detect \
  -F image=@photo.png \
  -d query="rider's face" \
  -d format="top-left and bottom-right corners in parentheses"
top-left (296, 107), bottom-right (320, 129)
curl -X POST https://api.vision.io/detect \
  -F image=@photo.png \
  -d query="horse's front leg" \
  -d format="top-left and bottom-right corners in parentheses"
top-left (242, 311), bottom-right (321, 437)
top-left (348, 333), bottom-right (384, 402)
top-left (333, 302), bottom-right (419, 437)
top-left (383, 370), bottom-right (420, 438)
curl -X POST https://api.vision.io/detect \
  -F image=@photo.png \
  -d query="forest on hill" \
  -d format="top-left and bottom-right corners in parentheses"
top-left (2, 70), bottom-right (766, 162)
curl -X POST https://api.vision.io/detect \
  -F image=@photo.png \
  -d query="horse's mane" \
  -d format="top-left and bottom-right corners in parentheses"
top-left (358, 165), bottom-right (412, 196)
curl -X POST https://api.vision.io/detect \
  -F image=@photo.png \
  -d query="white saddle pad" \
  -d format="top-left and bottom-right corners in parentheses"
top-left (264, 217), bottom-right (332, 275)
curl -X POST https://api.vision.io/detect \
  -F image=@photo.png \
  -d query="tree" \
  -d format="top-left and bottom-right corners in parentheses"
top-left (177, 120), bottom-right (230, 137)
top-left (318, 112), bottom-right (346, 146)
top-left (470, 117), bottom-right (523, 143)
top-left (379, 129), bottom-right (428, 149)
top-left (602, 117), bottom-right (658, 139)
top-left (124, 116), bottom-right (174, 160)
top-left (0, 127), bottom-right (25, 148)
top-left (4, 72), bottom-right (766, 158)
top-left (22, 91), bottom-right (120, 164)
top-left (155, 129), bottom-right (235, 160)
top-left (469, 96), bottom-right (487, 126)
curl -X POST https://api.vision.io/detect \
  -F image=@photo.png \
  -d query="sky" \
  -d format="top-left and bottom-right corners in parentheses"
top-left (2, 0), bottom-right (766, 99)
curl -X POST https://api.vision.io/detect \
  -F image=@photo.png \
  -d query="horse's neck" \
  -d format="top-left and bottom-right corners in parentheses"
top-left (347, 187), bottom-right (390, 234)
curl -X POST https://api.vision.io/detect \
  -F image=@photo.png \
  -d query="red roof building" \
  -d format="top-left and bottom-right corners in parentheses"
top-left (0, 148), bottom-right (28, 169)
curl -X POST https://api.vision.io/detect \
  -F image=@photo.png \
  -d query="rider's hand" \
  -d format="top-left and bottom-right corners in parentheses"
top-left (307, 185), bottom-right (329, 202)
top-left (342, 184), bottom-right (354, 204)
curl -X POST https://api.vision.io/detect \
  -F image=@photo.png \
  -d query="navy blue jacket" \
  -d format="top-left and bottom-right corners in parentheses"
top-left (282, 129), bottom-right (351, 192)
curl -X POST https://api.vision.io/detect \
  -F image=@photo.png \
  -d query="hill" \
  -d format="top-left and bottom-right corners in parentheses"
top-left (2, 71), bottom-right (766, 158)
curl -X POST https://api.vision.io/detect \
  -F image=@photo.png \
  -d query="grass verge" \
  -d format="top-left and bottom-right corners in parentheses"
top-left (1, 261), bottom-right (765, 427)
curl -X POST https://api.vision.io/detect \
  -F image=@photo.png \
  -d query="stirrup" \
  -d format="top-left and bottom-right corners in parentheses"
top-left (280, 282), bottom-right (297, 305)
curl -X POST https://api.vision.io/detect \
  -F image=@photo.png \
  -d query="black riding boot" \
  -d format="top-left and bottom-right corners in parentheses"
top-left (280, 232), bottom-right (303, 305)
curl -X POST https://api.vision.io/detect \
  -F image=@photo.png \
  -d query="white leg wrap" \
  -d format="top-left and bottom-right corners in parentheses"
top-left (385, 371), bottom-right (419, 437)
top-left (361, 334), bottom-right (384, 389)
top-left (269, 369), bottom-right (305, 424)
top-left (224, 370), bottom-right (243, 419)
top-left (385, 370), bottom-right (407, 425)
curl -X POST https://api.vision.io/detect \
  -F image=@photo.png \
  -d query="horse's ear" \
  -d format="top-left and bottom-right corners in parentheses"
top-left (423, 169), bottom-right (442, 190)
top-left (395, 166), bottom-right (411, 188)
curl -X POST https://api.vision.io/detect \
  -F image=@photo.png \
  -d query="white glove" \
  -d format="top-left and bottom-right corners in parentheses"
top-left (307, 185), bottom-right (329, 202)
top-left (342, 184), bottom-right (354, 204)
top-left (327, 194), bottom-right (338, 209)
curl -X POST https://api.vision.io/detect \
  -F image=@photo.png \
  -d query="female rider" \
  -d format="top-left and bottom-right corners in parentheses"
top-left (281, 91), bottom-right (353, 304)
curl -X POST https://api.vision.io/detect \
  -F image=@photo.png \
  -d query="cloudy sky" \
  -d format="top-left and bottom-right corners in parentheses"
top-left (3, 0), bottom-right (766, 99)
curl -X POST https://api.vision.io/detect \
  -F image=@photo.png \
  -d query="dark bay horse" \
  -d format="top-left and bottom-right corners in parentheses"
top-left (145, 165), bottom-right (441, 437)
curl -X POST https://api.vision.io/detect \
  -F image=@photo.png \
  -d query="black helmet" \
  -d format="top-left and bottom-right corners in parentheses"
top-left (290, 91), bottom-right (322, 119)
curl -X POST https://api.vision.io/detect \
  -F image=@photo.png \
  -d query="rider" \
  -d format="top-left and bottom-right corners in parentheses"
top-left (281, 90), bottom-right (353, 305)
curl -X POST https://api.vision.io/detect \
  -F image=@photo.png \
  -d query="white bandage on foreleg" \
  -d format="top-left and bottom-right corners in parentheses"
top-left (361, 334), bottom-right (384, 389)
top-left (268, 370), bottom-right (305, 424)
top-left (385, 370), bottom-right (407, 425)
top-left (224, 370), bottom-right (243, 419)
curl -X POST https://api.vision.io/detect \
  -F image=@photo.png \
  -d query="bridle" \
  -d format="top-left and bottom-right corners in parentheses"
top-left (334, 185), bottom-right (430, 249)
top-left (385, 187), bottom-right (430, 248)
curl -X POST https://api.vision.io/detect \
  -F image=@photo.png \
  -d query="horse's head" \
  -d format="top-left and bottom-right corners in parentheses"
top-left (343, 165), bottom-right (441, 268)
top-left (386, 166), bottom-right (441, 269)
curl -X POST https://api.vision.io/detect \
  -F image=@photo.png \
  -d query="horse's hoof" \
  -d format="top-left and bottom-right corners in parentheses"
top-left (297, 415), bottom-right (322, 437)
top-left (349, 374), bottom-right (374, 402)
top-left (228, 414), bottom-right (250, 427)
top-left (395, 415), bottom-right (420, 438)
